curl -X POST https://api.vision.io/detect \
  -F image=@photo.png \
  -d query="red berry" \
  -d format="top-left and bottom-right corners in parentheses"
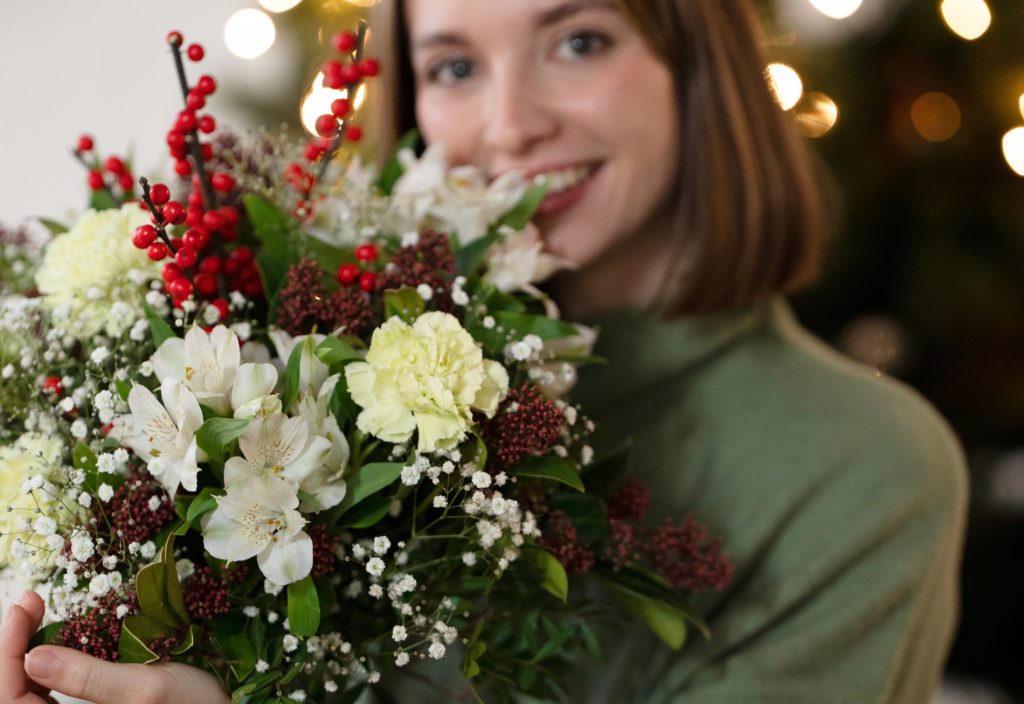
top-left (315, 114), bottom-right (337, 138)
top-left (148, 243), bottom-right (169, 261)
top-left (331, 30), bottom-right (358, 53)
top-left (358, 270), bottom-right (376, 292)
top-left (355, 243), bottom-right (378, 261)
top-left (132, 225), bottom-right (158, 249)
top-left (305, 142), bottom-right (325, 162)
top-left (119, 173), bottom-right (135, 190)
top-left (163, 201), bottom-right (186, 225)
top-left (211, 173), bottom-right (235, 193)
top-left (104, 156), bottom-right (126, 175)
top-left (199, 255), bottom-right (222, 274)
top-left (200, 212), bottom-right (222, 233)
top-left (166, 131), bottom-right (186, 150)
top-left (174, 159), bottom-right (192, 177)
top-left (219, 206), bottom-right (239, 226)
top-left (186, 90), bottom-right (206, 111)
top-left (229, 246), bottom-right (253, 264)
top-left (162, 262), bottom-right (184, 282)
top-left (358, 58), bottom-right (380, 77)
top-left (187, 43), bottom-right (205, 61)
top-left (167, 30), bottom-right (183, 46)
top-left (197, 75), bottom-right (217, 95)
top-left (220, 227), bottom-right (238, 243)
top-left (201, 142), bottom-right (214, 160)
top-left (336, 263), bottom-right (360, 286)
top-left (169, 277), bottom-right (194, 298)
top-left (176, 111), bottom-right (198, 132)
top-left (77, 135), bottom-right (94, 152)
top-left (88, 170), bottom-right (105, 190)
top-left (149, 183), bottom-right (171, 205)
top-left (175, 246), bottom-right (198, 269)
top-left (211, 298), bottom-right (229, 321)
top-left (339, 63), bottom-right (361, 85)
top-left (194, 272), bottom-right (217, 296)
top-left (323, 72), bottom-right (344, 90)
top-left (331, 98), bottom-right (351, 118)
top-left (42, 376), bottom-right (63, 395)
top-left (241, 279), bottom-right (263, 298)
top-left (346, 125), bottom-right (363, 142)
top-left (185, 209), bottom-right (204, 228)
top-left (183, 227), bottom-right (210, 251)
top-left (198, 115), bottom-right (216, 134)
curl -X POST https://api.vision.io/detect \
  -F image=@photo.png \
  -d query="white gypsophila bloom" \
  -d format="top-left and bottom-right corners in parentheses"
top-left (283, 635), bottom-right (299, 653)
top-left (140, 541), bottom-right (156, 559)
top-left (477, 520), bottom-right (502, 548)
top-left (428, 642), bottom-right (446, 660)
top-left (244, 606), bottom-right (259, 618)
top-left (267, 611), bottom-right (280, 624)
top-left (77, 492), bottom-right (92, 508)
top-left (102, 555), bottom-right (117, 570)
top-left (433, 495), bottom-right (448, 509)
top-left (89, 574), bottom-right (111, 596)
top-left (416, 283), bottom-right (433, 301)
top-left (452, 289), bottom-right (469, 306)
top-left (401, 465), bottom-right (421, 486)
top-left (462, 552), bottom-right (477, 566)
top-left (368, 584), bottom-right (383, 599)
top-left (176, 558), bottom-right (195, 580)
top-left (90, 347), bottom-right (110, 365)
top-left (366, 557), bottom-right (385, 577)
top-left (507, 341), bottom-right (533, 362)
top-left (148, 495), bottom-right (161, 512)
top-left (255, 660), bottom-right (269, 673)
top-left (373, 536), bottom-right (391, 555)
top-left (108, 572), bottom-right (123, 589)
top-left (70, 419), bottom-right (88, 439)
top-left (113, 448), bottom-right (129, 464)
top-left (482, 316), bottom-right (495, 329)
top-left (96, 454), bottom-right (117, 474)
top-left (471, 471), bottom-right (492, 489)
top-left (94, 390), bottom-right (114, 410)
top-left (69, 533), bottom-right (95, 562)
top-left (392, 625), bottom-right (408, 643)
top-left (288, 691), bottom-right (306, 702)
top-left (116, 604), bottom-right (131, 619)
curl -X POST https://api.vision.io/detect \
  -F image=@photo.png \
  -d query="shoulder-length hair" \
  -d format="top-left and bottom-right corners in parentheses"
top-left (372, 0), bottom-right (835, 316)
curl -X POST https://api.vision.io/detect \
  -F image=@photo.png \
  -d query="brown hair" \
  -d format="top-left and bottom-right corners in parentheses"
top-left (373, 0), bottom-right (835, 316)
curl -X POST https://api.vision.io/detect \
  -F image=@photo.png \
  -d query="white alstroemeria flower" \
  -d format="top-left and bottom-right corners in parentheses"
top-left (225, 413), bottom-right (333, 496)
top-left (202, 474), bottom-right (312, 585)
top-left (118, 379), bottom-right (204, 494)
top-left (391, 143), bottom-right (527, 245)
top-left (532, 324), bottom-right (599, 398)
top-left (240, 340), bottom-right (273, 365)
top-left (153, 325), bottom-right (240, 415)
top-left (293, 374), bottom-right (349, 512)
top-left (484, 223), bottom-right (577, 294)
top-left (231, 363), bottom-right (281, 419)
top-left (267, 330), bottom-right (330, 398)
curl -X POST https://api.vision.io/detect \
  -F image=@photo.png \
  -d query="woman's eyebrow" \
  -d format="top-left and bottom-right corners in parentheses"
top-left (413, 0), bottom-right (616, 51)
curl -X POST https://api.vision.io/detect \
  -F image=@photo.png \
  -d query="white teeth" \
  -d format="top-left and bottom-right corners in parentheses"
top-left (534, 165), bottom-right (592, 193)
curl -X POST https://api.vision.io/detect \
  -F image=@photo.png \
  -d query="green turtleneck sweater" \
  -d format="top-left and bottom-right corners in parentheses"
top-left (374, 296), bottom-right (967, 703)
top-left (565, 295), bottom-right (968, 704)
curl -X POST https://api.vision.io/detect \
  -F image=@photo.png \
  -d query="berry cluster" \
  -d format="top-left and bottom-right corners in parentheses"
top-left (56, 586), bottom-right (138, 662)
top-left (108, 473), bottom-right (178, 546)
top-left (74, 135), bottom-right (136, 201)
top-left (126, 31), bottom-right (258, 311)
top-left (481, 384), bottom-right (565, 470)
top-left (276, 258), bottom-right (373, 337)
top-left (374, 230), bottom-right (457, 308)
top-left (183, 566), bottom-right (233, 621)
top-left (336, 242), bottom-right (380, 293)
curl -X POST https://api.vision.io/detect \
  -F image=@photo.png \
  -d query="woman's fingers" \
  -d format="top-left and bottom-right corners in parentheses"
top-left (25, 645), bottom-right (171, 704)
top-left (0, 592), bottom-right (50, 704)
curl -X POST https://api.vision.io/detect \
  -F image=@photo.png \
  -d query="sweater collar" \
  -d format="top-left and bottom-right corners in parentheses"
top-left (572, 295), bottom-right (783, 413)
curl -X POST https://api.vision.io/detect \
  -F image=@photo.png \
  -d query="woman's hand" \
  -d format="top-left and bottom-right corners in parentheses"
top-left (2, 591), bottom-right (230, 704)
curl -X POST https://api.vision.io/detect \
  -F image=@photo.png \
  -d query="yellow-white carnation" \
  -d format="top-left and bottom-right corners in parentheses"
top-left (345, 312), bottom-right (509, 452)
top-left (35, 205), bottom-right (160, 338)
top-left (0, 433), bottom-right (70, 577)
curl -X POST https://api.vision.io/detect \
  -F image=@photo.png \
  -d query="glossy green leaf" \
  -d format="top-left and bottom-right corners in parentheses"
top-left (119, 614), bottom-right (174, 664)
top-left (511, 455), bottom-right (585, 492)
top-left (315, 336), bottom-right (363, 365)
top-left (580, 444), bottom-right (632, 497)
top-left (280, 336), bottom-right (307, 412)
top-left (495, 182), bottom-right (547, 231)
top-left (161, 535), bottom-right (190, 625)
top-left (174, 487), bottom-right (222, 536)
top-left (383, 286), bottom-right (426, 323)
top-left (287, 576), bottom-right (321, 637)
top-left (195, 417), bottom-right (251, 465)
top-left (333, 462), bottom-right (403, 517)
top-left (231, 671), bottom-right (280, 703)
top-left (169, 623), bottom-right (202, 655)
top-left (36, 217), bottom-right (68, 235)
top-left (601, 579), bottom-right (688, 650)
top-left (548, 492), bottom-right (608, 543)
top-left (142, 301), bottom-right (176, 348)
top-left (521, 547), bottom-right (569, 602)
top-left (244, 194), bottom-right (300, 307)
top-left (455, 230), bottom-right (500, 277)
top-left (28, 621), bottom-right (65, 649)
top-left (337, 492), bottom-right (392, 529)
top-left (491, 311), bottom-right (578, 340)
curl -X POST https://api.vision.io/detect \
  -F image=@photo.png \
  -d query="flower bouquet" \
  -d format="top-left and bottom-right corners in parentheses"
top-left (0, 25), bottom-right (732, 703)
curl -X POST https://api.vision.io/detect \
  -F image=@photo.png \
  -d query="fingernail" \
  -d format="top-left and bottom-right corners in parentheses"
top-left (16, 591), bottom-right (33, 609)
top-left (26, 649), bottom-right (57, 680)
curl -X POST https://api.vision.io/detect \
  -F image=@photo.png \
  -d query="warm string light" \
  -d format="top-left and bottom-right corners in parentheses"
top-left (300, 76), bottom-right (366, 137)
top-left (224, 9), bottom-right (276, 60)
top-left (807, 0), bottom-right (863, 20)
top-left (794, 92), bottom-right (839, 138)
top-left (940, 0), bottom-right (992, 41)
top-left (1003, 128), bottom-right (1024, 177)
top-left (258, 0), bottom-right (303, 12)
top-left (767, 63), bottom-right (803, 111)
top-left (910, 92), bottom-right (962, 142)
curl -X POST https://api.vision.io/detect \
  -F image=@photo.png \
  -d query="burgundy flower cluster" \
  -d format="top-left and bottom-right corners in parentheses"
top-left (108, 474), bottom-right (178, 546)
top-left (308, 522), bottom-right (340, 578)
top-left (374, 230), bottom-right (456, 310)
top-left (183, 566), bottom-right (234, 621)
top-left (539, 510), bottom-right (596, 575)
top-left (481, 384), bottom-right (564, 470)
top-left (56, 586), bottom-right (138, 662)
top-left (276, 258), bottom-right (372, 337)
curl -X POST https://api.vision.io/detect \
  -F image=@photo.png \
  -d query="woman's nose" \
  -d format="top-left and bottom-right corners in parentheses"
top-left (481, 70), bottom-right (559, 157)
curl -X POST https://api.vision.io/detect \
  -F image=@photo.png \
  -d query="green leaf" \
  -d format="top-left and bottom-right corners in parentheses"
top-left (377, 129), bottom-right (421, 195)
top-left (521, 547), bottom-right (569, 602)
top-left (581, 444), bottom-right (632, 497)
top-left (547, 492), bottom-right (608, 543)
top-left (217, 630), bottom-right (258, 680)
top-left (90, 189), bottom-right (118, 211)
top-left (142, 301), bottom-right (176, 348)
top-left (119, 614), bottom-right (174, 664)
top-left (287, 576), bottom-right (321, 637)
top-left (244, 194), bottom-right (300, 307)
top-left (36, 217), bottom-right (68, 235)
top-left (511, 455), bottom-right (585, 492)
top-left (329, 373), bottom-right (359, 425)
top-left (333, 462), bottom-right (403, 518)
top-left (337, 492), bottom-right (392, 529)
top-left (135, 535), bottom-right (188, 629)
top-left (195, 417), bottom-right (251, 465)
top-left (280, 336), bottom-right (307, 412)
top-left (600, 579), bottom-right (688, 650)
top-left (115, 378), bottom-right (132, 402)
top-left (315, 336), bottom-right (363, 365)
top-left (455, 230), bottom-right (500, 277)
top-left (28, 621), bottom-right (65, 649)
top-left (383, 286), bottom-right (425, 323)
top-left (231, 671), bottom-right (281, 703)
top-left (491, 311), bottom-right (578, 340)
top-left (495, 182), bottom-right (547, 231)
top-left (174, 487), bottom-right (222, 536)
top-left (170, 623), bottom-right (202, 655)
top-left (335, 684), bottom-right (368, 704)
top-left (72, 442), bottom-right (97, 472)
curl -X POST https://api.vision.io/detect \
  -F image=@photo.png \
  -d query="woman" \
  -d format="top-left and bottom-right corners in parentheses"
top-left (1, 0), bottom-right (967, 702)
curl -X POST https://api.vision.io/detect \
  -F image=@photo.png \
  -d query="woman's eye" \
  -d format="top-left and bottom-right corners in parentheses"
top-left (554, 31), bottom-right (611, 60)
top-left (428, 57), bottom-right (475, 85)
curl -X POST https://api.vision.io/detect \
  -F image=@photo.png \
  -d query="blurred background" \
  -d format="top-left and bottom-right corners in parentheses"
top-left (1, 0), bottom-right (1021, 702)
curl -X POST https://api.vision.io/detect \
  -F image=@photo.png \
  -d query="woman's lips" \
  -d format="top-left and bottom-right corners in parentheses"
top-left (533, 162), bottom-right (602, 218)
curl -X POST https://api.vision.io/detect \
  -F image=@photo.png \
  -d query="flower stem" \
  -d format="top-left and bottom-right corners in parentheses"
top-left (316, 19), bottom-right (368, 183)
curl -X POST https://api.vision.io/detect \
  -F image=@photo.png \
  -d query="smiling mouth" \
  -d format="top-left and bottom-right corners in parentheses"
top-left (528, 162), bottom-right (602, 195)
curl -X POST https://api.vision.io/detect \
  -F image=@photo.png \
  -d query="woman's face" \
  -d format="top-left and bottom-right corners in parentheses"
top-left (405, 0), bottom-right (680, 269)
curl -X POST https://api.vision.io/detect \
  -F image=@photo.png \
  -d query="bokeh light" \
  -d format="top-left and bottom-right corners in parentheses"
top-left (767, 63), bottom-right (804, 111)
top-left (224, 9), bottom-right (276, 60)
top-left (1018, 94), bottom-right (1024, 120)
top-left (300, 74), bottom-right (367, 136)
top-left (910, 92), bottom-right (962, 142)
top-left (940, 0), bottom-right (992, 41)
top-left (257, 0), bottom-right (303, 12)
top-left (807, 0), bottom-right (864, 20)
top-left (794, 92), bottom-right (839, 138)
top-left (1002, 127), bottom-right (1024, 176)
